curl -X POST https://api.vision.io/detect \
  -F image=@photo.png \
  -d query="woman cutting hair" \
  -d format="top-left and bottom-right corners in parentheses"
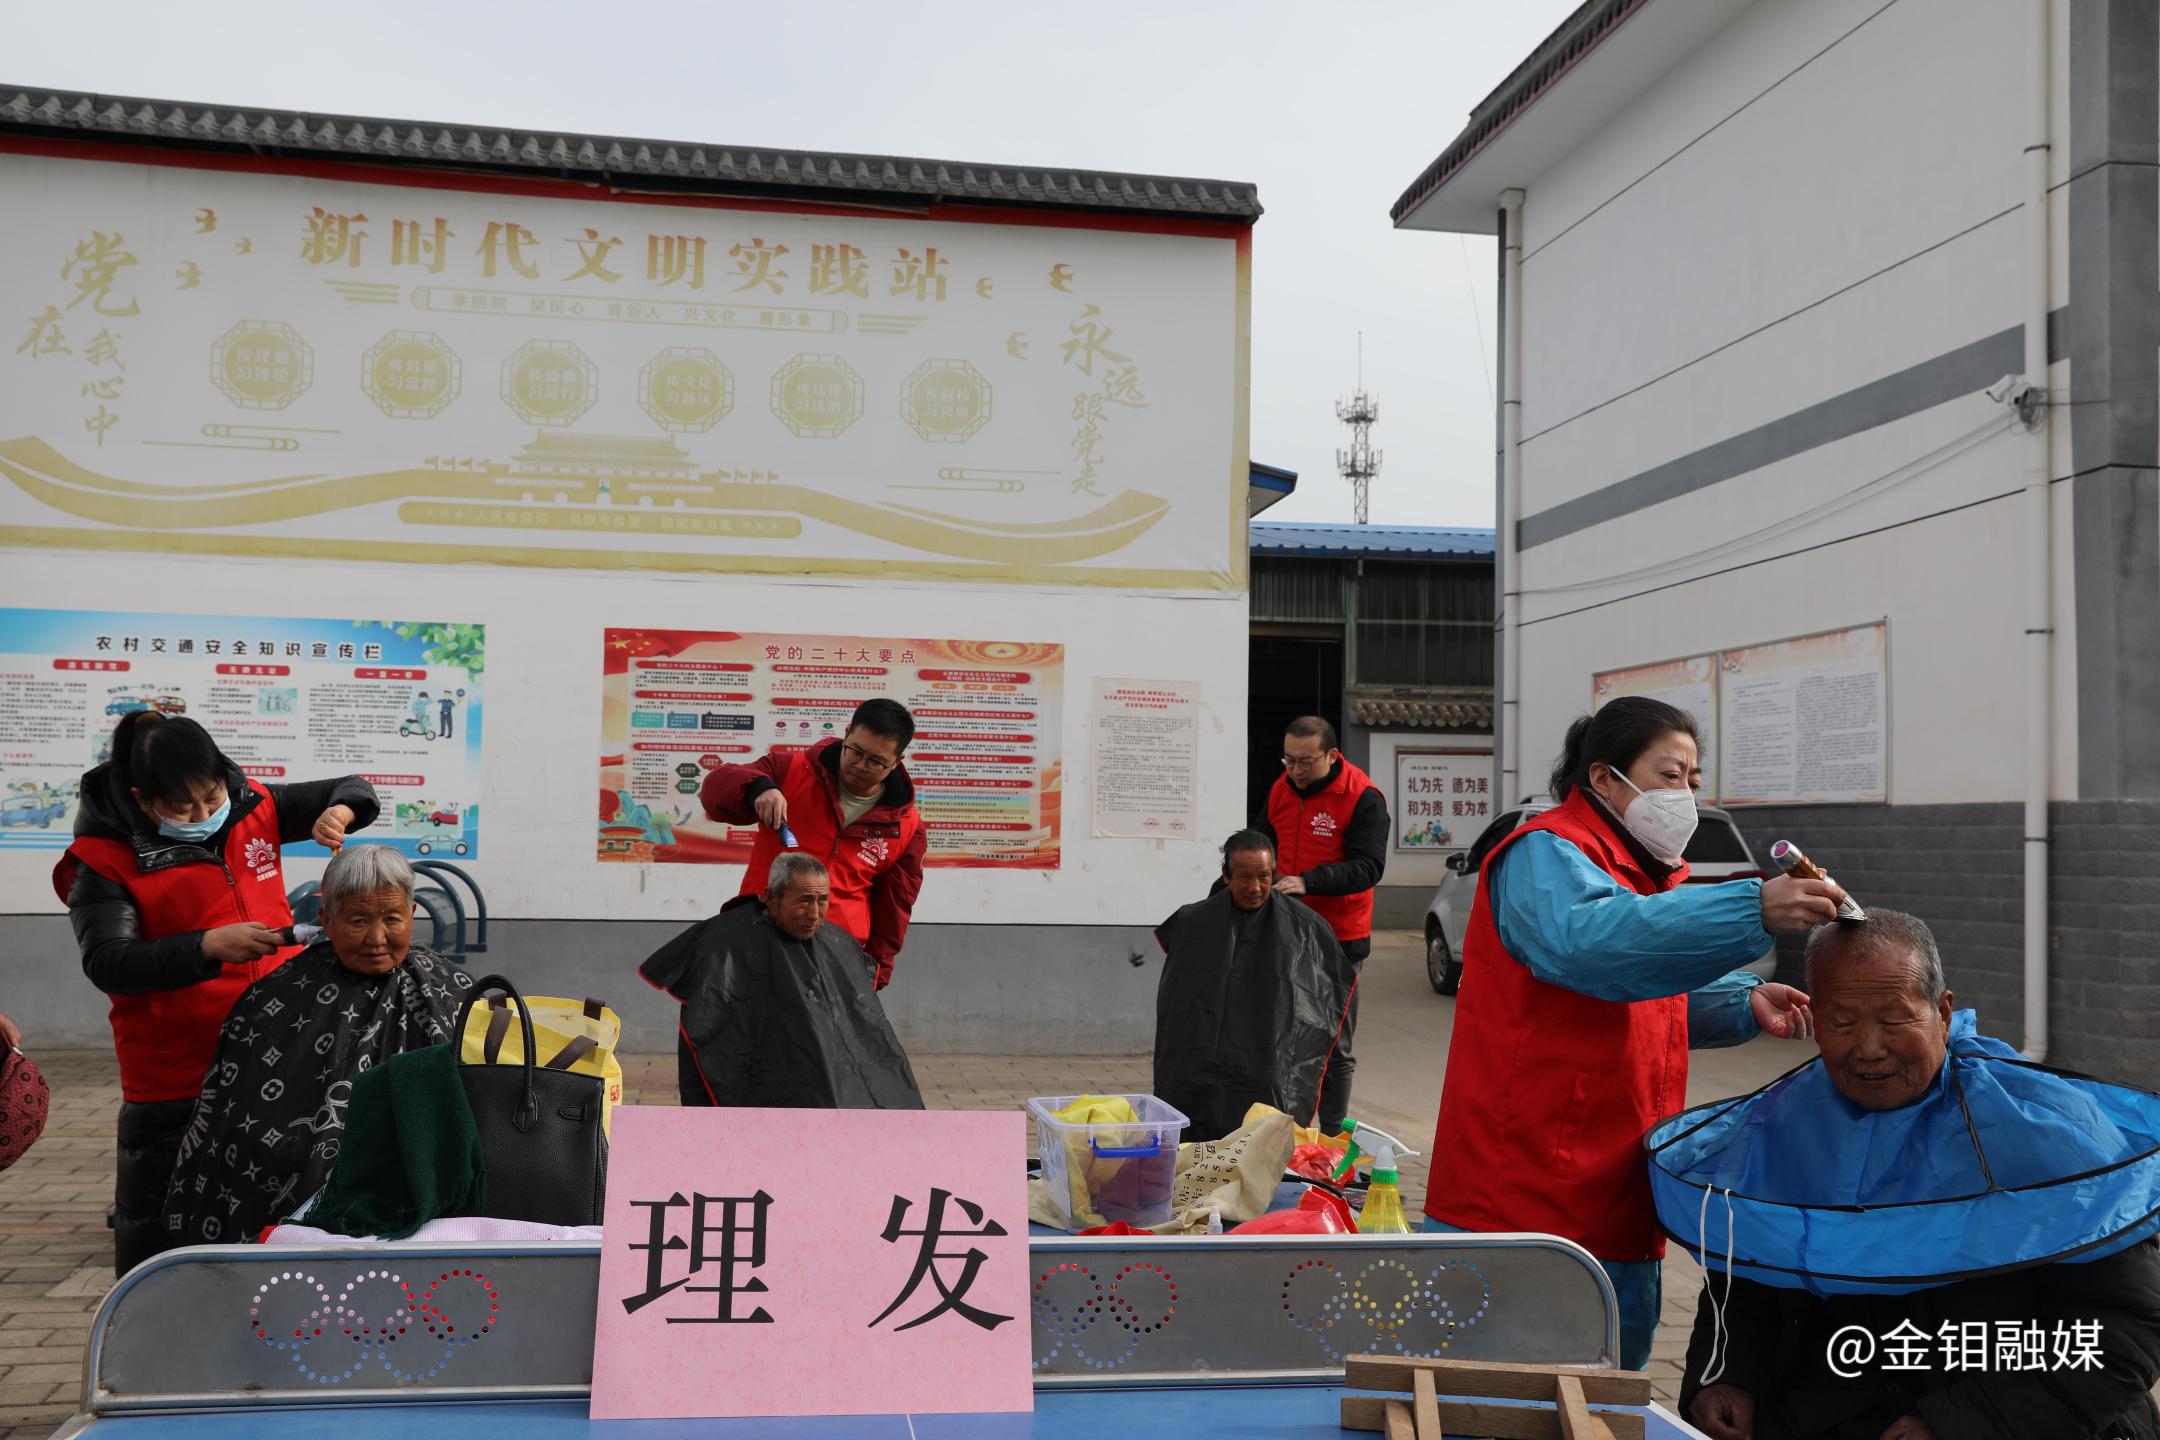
top-left (1424, 697), bottom-right (1845, 1370)
top-left (54, 711), bottom-right (377, 1273)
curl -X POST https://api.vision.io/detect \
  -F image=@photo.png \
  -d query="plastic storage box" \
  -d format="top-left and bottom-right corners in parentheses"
top-left (1026, 1093), bottom-right (1189, 1231)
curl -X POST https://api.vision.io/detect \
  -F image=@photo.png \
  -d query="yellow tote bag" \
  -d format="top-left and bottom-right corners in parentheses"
top-left (458, 994), bottom-right (624, 1136)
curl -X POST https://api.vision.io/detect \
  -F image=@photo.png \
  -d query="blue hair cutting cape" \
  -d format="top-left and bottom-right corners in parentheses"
top-left (1646, 1011), bottom-right (2160, 1296)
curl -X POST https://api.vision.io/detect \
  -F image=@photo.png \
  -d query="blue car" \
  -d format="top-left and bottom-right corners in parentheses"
top-left (0, 794), bottom-right (68, 828)
top-left (105, 696), bottom-right (151, 716)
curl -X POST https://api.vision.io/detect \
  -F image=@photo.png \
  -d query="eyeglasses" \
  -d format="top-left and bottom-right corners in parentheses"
top-left (1280, 753), bottom-right (1330, 772)
top-left (841, 741), bottom-right (898, 775)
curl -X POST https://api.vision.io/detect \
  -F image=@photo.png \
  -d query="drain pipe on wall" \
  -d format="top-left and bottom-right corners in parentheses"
top-left (1500, 188), bottom-right (1525, 804)
top-left (2019, 0), bottom-right (2053, 1062)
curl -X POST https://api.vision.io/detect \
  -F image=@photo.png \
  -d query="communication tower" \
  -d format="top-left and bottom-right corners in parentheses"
top-left (1335, 334), bottom-right (1381, 524)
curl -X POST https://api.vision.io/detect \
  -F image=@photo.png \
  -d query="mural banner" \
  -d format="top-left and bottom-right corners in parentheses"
top-left (0, 152), bottom-right (1244, 590)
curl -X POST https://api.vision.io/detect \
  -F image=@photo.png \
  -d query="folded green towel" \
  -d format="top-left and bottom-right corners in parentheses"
top-left (304, 1042), bottom-right (485, 1239)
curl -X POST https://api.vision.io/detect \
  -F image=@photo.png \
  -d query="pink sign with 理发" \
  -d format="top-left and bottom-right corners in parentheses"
top-left (589, 1105), bottom-right (1034, 1420)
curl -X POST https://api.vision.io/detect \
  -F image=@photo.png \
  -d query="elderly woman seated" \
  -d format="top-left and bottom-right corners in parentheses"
top-left (1675, 909), bottom-right (2160, 1440)
top-left (160, 845), bottom-right (472, 1247)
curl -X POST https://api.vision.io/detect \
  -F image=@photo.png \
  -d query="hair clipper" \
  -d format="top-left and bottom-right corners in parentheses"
top-left (1769, 841), bottom-right (1866, 922)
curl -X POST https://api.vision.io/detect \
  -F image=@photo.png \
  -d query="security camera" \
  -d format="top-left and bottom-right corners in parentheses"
top-left (1985, 374), bottom-right (2046, 427)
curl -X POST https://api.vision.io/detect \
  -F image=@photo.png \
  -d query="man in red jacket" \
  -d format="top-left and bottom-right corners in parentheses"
top-left (1260, 714), bottom-right (1388, 1133)
top-left (698, 698), bottom-right (927, 989)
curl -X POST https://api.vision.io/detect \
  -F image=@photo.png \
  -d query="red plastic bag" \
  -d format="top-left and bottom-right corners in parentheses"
top-left (1077, 1221), bottom-right (1154, 1237)
top-left (1288, 1142), bottom-right (1347, 1183)
top-left (1230, 1187), bottom-right (1355, 1235)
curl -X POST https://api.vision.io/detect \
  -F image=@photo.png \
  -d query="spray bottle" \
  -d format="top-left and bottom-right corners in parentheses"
top-left (1330, 1118), bottom-right (1420, 1235)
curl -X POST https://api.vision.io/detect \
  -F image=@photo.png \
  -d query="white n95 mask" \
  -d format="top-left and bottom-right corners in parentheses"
top-left (1611, 770), bottom-right (1697, 865)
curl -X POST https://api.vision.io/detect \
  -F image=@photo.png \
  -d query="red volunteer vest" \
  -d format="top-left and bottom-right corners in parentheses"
top-left (1424, 790), bottom-right (1690, 1261)
top-left (733, 746), bottom-right (922, 949)
top-left (1267, 758), bottom-right (1377, 943)
top-left (54, 783), bottom-right (299, 1103)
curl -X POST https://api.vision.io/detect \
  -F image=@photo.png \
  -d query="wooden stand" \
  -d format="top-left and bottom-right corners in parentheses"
top-left (1339, 1356), bottom-right (1650, 1440)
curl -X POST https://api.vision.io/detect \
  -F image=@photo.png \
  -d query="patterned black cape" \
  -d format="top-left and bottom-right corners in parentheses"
top-left (161, 943), bottom-right (472, 1245)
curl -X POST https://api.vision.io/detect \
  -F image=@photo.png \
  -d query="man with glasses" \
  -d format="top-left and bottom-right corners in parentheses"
top-left (699, 698), bottom-right (926, 989)
top-left (1260, 714), bottom-right (1388, 1132)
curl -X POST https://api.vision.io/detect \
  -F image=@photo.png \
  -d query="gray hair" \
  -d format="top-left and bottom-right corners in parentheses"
top-left (766, 851), bottom-right (828, 896)
top-left (320, 844), bottom-right (415, 916)
top-left (1803, 906), bottom-right (1946, 1004)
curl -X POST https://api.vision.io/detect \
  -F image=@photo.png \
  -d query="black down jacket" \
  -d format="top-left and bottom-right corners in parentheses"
top-left (1680, 1236), bottom-right (2160, 1440)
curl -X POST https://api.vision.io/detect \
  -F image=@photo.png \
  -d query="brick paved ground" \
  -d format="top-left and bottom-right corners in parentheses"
top-left (0, 1047), bottom-right (119, 1440)
top-left (0, 933), bottom-right (1805, 1435)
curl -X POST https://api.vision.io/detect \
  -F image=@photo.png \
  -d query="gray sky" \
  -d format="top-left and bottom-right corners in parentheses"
top-left (11, 0), bottom-right (1578, 529)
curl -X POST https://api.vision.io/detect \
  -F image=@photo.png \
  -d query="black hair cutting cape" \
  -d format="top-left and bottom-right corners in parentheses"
top-left (639, 895), bottom-right (923, 1109)
top-left (161, 942), bottom-right (472, 1246)
top-left (1153, 889), bottom-right (1350, 1142)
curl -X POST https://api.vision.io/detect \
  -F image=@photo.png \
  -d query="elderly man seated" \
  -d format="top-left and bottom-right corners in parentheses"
top-left (639, 852), bottom-right (922, 1109)
top-left (1673, 909), bottom-right (2160, 1440)
top-left (1153, 829), bottom-right (1350, 1141)
top-left (160, 845), bottom-right (472, 1249)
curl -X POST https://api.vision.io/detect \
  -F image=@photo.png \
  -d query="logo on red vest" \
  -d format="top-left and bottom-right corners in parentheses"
top-left (244, 836), bottom-right (278, 880)
top-left (1309, 812), bottom-right (1338, 838)
top-left (857, 836), bottom-right (891, 868)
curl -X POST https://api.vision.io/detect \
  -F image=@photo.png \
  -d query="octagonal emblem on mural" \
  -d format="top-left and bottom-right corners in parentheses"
top-left (640, 346), bottom-right (734, 434)
top-left (362, 331), bottom-right (462, 419)
top-left (210, 321), bottom-right (314, 411)
top-left (501, 339), bottom-right (597, 427)
top-left (770, 353), bottom-right (864, 439)
top-left (900, 359), bottom-right (991, 443)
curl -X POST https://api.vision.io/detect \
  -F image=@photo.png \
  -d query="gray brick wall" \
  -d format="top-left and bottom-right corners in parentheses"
top-left (1729, 801), bottom-right (2160, 1088)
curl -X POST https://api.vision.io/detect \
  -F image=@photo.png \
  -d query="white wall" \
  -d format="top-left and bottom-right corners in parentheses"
top-left (0, 548), bottom-right (1247, 924)
top-left (0, 147), bottom-right (1255, 928)
top-left (1497, 0), bottom-right (2078, 804)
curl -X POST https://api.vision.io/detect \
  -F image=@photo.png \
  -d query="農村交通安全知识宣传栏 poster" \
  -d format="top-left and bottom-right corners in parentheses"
top-left (0, 607), bottom-right (484, 859)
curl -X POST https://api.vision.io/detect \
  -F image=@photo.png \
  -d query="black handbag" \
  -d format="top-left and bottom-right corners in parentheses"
top-left (453, 975), bottom-right (609, 1226)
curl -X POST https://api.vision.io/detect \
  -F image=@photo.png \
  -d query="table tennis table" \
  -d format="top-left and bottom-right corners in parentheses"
top-left (50, 1234), bottom-right (1712, 1439)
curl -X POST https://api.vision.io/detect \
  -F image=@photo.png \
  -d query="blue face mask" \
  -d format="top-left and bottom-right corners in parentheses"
top-left (156, 796), bottom-right (231, 843)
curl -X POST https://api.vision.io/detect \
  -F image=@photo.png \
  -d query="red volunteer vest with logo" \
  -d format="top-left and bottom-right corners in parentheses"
top-left (1424, 790), bottom-right (1690, 1261)
top-left (733, 748), bottom-right (923, 949)
top-left (54, 783), bottom-right (299, 1103)
top-left (1267, 758), bottom-right (1377, 943)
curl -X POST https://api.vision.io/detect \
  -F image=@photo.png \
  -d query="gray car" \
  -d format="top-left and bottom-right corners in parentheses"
top-left (1422, 797), bottom-right (1779, 995)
